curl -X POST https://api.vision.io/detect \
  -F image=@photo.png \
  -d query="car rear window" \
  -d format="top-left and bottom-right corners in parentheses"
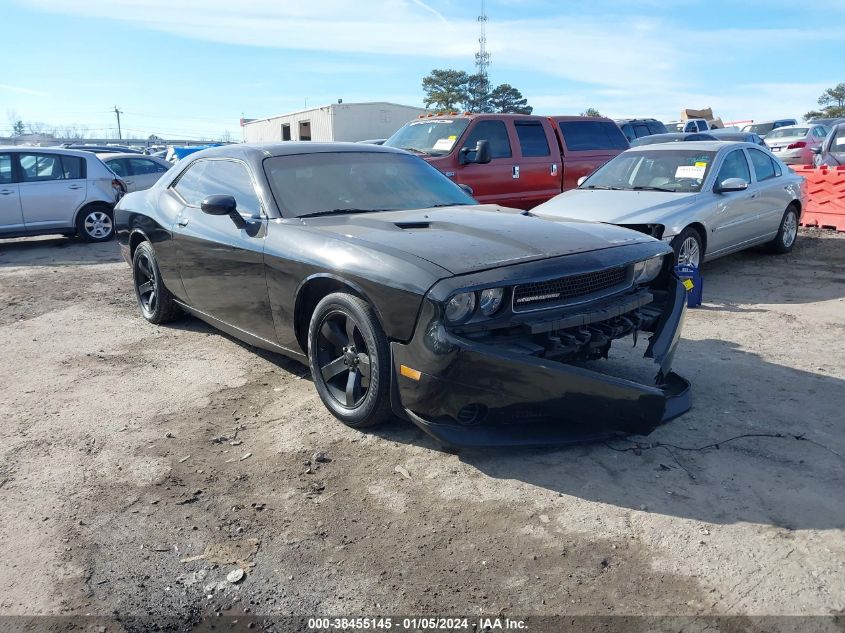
top-left (557, 120), bottom-right (629, 151)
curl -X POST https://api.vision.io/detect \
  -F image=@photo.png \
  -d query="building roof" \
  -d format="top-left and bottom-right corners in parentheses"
top-left (242, 102), bottom-right (427, 126)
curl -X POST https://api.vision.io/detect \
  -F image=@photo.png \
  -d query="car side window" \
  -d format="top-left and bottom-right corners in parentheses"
top-left (633, 123), bottom-right (650, 138)
top-left (128, 158), bottom-right (168, 176)
top-left (716, 149), bottom-right (751, 184)
top-left (174, 159), bottom-right (261, 217)
top-left (18, 153), bottom-right (66, 182)
top-left (620, 123), bottom-right (635, 142)
top-left (0, 154), bottom-right (12, 184)
top-left (462, 121), bottom-right (512, 159)
top-left (747, 148), bottom-right (777, 182)
top-left (107, 159), bottom-right (128, 177)
top-left (514, 121), bottom-right (550, 157)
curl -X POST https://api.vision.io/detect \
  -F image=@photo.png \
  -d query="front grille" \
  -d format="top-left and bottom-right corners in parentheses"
top-left (513, 267), bottom-right (628, 311)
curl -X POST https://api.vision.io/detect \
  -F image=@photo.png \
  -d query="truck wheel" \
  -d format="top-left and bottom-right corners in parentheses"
top-left (308, 293), bottom-right (392, 428)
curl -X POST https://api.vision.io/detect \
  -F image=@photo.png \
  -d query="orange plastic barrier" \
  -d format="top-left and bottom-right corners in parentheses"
top-left (792, 165), bottom-right (845, 232)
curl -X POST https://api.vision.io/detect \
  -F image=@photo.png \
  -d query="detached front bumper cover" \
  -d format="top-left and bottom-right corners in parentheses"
top-left (390, 278), bottom-right (691, 448)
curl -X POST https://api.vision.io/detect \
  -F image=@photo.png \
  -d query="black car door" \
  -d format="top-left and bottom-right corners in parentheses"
top-left (167, 158), bottom-right (277, 342)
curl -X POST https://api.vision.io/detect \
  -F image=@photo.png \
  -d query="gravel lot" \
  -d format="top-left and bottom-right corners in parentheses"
top-left (0, 230), bottom-right (843, 629)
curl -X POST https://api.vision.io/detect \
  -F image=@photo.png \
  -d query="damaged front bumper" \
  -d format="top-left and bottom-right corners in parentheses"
top-left (390, 261), bottom-right (690, 448)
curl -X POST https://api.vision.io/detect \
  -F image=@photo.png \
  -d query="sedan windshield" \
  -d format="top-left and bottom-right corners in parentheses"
top-left (383, 118), bottom-right (470, 155)
top-left (263, 151), bottom-right (475, 218)
top-left (766, 127), bottom-right (808, 139)
top-left (581, 149), bottom-right (717, 193)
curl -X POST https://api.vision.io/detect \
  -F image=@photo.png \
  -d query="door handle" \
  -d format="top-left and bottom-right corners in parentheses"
top-left (177, 217), bottom-right (189, 227)
top-left (750, 192), bottom-right (760, 199)
top-left (68, 184), bottom-right (83, 190)
top-left (512, 165), bottom-right (520, 179)
top-left (550, 164), bottom-right (558, 176)
top-left (0, 190), bottom-right (13, 196)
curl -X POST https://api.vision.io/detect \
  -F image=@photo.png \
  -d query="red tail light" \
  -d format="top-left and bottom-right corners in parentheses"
top-left (787, 141), bottom-right (807, 149)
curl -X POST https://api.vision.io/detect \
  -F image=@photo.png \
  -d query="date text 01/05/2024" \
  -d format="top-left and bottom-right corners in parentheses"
top-left (307, 617), bottom-right (528, 630)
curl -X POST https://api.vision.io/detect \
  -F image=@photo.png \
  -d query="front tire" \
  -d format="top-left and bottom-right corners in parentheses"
top-left (307, 293), bottom-right (392, 428)
top-left (767, 205), bottom-right (799, 254)
top-left (76, 204), bottom-right (114, 242)
top-left (671, 226), bottom-right (704, 267)
top-left (132, 241), bottom-right (181, 324)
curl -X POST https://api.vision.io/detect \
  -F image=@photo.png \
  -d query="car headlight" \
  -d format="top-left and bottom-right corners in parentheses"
top-left (444, 292), bottom-right (476, 323)
top-left (479, 288), bottom-right (504, 316)
top-left (633, 256), bottom-right (664, 284)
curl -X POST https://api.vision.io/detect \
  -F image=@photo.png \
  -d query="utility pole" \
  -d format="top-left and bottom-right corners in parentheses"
top-left (113, 105), bottom-right (123, 140)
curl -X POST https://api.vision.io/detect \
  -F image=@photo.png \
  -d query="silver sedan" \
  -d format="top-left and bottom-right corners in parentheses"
top-left (533, 141), bottom-right (805, 267)
top-left (97, 153), bottom-right (172, 193)
top-left (764, 124), bottom-right (829, 165)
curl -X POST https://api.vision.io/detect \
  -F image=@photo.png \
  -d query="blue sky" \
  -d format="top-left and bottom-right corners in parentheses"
top-left (2, 0), bottom-right (843, 140)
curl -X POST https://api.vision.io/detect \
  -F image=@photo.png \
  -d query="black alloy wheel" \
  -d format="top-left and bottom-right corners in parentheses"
top-left (308, 293), bottom-right (391, 428)
top-left (132, 241), bottom-right (180, 324)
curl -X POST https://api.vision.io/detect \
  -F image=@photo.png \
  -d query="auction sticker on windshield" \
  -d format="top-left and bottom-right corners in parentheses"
top-left (433, 138), bottom-right (456, 151)
top-left (676, 164), bottom-right (707, 179)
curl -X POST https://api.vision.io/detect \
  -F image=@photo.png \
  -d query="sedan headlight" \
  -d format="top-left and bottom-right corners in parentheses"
top-left (633, 256), bottom-right (664, 284)
top-left (479, 287), bottom-right (504, 316)
top-left (444, 292), bottom-right (476, 323)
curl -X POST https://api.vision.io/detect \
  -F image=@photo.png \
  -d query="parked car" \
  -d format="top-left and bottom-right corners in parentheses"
top-left (98, 153), bottom-right (172, 192)
top-left (61, 144), bottom-right (143, 154)
top-left (0, 146), bottom-right (123, 241)
top-left (807, 117), bottom-right (845, 128)
top-left (115, 142), bottom-right (690, 445)
top-left (631, 132), bottom-right (717, 146)
top-left (812, 123), bottom-right (845, 167)
top-left (383, 114), bottom-right (629, 209)
top-left (740, 119), bottom-right (797, 136)
top-left (615, 118), bottom-right (668, 143)
top-left (533, 141), bottom-right (804, 267)
top-left (665, 119), bottom-right (712, 133)
top-left (764, 124), bottom-right (829, 165)
top-left (708, 129), bottom-right (767, 147)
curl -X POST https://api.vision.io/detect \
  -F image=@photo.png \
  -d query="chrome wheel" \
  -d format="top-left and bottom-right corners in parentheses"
top-left (83, 210), bottom-right (113, 239)
top-left (134, 252), bottom-right (158, 318)
top-left (315, 310), bottom-right (372, 408)
top-left (782, 211), bottom-right (798, 248)
top-left (678, 236), bottom-right (701, 267)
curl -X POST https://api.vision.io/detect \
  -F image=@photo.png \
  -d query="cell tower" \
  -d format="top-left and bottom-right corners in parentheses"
top-left (475, 0), bottom-right (491, 88)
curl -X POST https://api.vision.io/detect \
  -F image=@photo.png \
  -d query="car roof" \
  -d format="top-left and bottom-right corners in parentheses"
top-left (768, 124), bottom-right (810, 131)
top-left (628, 140), bottom-right (746, 152)
top-left (0, 145), bottom-right (97, 158)
top-left (184, 141), bottom-right (410, 161)
top-left (97, 152), bottom-right (166, 160)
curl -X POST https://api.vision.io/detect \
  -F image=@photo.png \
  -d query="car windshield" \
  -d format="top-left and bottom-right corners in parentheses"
top-left (383, 118), bottom-right (470, 156)
top-left (581, 149), bottom-right (717, 193)
top-left (767, 127), bottom-right (808, 139)
top-left (664, 122), bottom-right (684, 132)
top-left (832, 130), bottom-right (845, 153)
top-left (743, 123), bottom-right (775, 135)
top-left (263, 151), bottom-right (475, 218)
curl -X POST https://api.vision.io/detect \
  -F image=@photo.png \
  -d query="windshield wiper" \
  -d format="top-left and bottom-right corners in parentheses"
top-left (632, 185), bottom-right (675, 192)
top-left (299, 208), bottom-right (391, 218)
top-left (398, 147), bottom-right (434, 155)
top-left (584, 185), bottom-right (625, 190)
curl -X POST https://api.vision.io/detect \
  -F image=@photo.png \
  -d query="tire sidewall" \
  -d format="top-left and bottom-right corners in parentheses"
top-left (773, 206), bottom-right (799, 253)
top-left (671, 227), bottom-right (703, 267)
top-left (133, 242), bottom-right (163, 322)
top-left (307, 293), bottom-right (389, 427)
top-left (77, 205), bottom-right (114, 242)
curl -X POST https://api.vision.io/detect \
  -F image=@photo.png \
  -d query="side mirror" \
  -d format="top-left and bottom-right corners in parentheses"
top-left (201, 194), bottom-right (246, 229)
top-left (577, 176), bottom-right (588, 187)
top-left (458, 183), bottom-right (474, 197)
top-left (459, 139), bottom-right (492, 165)
top-left (811, 146), bottom-right (822, 154)
top-left (716, 178), bottom-right (749, 193)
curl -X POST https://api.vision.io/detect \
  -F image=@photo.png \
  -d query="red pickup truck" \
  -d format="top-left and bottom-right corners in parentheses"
top-left (383, 113), bottom-right (629, 209)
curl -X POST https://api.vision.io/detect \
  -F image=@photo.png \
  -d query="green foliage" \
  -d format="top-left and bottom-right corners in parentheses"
top-left (807, 82), bottom-right (845, 120)
top-left (421, 69), bottom-right (532, 114)
top-left (12, 120), bottom-right (25, 136)
top-left (580, 107), bottom-right (602, 117)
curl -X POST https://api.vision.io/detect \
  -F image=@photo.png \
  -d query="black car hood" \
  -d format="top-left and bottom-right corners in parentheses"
top-left (300, 205), bottom-right (653, 276)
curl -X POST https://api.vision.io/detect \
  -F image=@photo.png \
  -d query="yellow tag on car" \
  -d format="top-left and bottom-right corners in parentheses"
top-left (682, 278), bottom-right (695, 291)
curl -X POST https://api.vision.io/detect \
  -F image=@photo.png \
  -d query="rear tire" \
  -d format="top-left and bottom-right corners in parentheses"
top-left (767, 205), bottom-right (799, 254)
top-left (76, 204), bottom-right (114, 242)
top-left (307, 292), bottom-right (392, 429)
top-left (671, 226), bottom-right (704, 267)
top-left (132, 241), bottom-right (181, 324)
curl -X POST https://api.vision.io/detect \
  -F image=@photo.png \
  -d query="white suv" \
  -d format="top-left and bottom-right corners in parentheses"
top-left (0, 147), bottom-right (123, 242)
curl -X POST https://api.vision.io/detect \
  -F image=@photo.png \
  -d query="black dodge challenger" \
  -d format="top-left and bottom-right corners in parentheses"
top-left (115, 143), bottom-right (690, 447)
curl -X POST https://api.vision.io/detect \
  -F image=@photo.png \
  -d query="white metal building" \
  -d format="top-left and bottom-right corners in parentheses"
top-left (241, 102), bottom-right (428, 143)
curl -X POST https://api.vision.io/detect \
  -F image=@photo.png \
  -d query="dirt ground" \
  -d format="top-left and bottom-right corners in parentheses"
top-left (0, 229), bottom-right (843, 630)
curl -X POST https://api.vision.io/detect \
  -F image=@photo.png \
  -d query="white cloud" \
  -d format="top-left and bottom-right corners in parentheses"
top-left (0, 83), bottom-right (47, 96)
